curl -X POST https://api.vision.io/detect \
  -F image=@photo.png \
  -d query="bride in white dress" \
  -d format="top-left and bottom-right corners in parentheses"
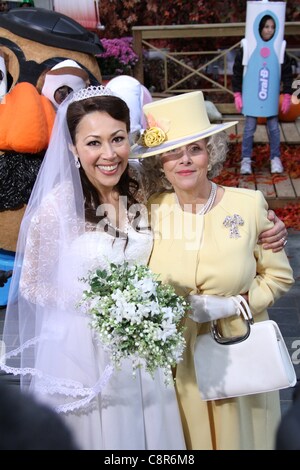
top-left (0, 86), bottom-right (186, 450)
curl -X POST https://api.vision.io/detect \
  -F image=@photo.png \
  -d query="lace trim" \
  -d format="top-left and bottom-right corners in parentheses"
top-left (55, 365), bottom-right (114, 414)
top-left (0, 336), bottom-right (114, 414)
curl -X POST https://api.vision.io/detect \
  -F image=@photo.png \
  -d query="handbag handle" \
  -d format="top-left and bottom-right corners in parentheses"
top-left (211, 295), bottom-right (254, 346)
top-left (231, 295), bottom-right (254, 323)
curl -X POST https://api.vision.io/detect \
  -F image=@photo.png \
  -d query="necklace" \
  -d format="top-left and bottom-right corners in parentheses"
top-left (175, 181), bottom-right (218, 215)
top-left (197, 182), bottom-right (218, 215)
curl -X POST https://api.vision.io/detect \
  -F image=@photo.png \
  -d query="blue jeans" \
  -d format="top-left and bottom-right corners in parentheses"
top-left (242, 115), bottom-right (280, 161)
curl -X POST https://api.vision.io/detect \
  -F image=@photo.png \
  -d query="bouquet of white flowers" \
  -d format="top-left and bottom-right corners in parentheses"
top-left (79, 262), bottom-right (187, 381)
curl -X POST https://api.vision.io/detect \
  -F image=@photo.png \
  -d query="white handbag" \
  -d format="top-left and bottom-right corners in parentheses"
top-left (194, 295), bottom-right (297, 401)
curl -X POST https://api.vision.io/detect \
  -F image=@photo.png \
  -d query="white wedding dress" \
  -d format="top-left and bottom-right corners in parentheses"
top-left (63, 225), bottom-right (185, 450)
top-left (15, 188), bottom-right (186, 451)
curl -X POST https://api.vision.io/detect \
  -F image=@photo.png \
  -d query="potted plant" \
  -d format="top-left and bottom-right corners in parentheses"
top-left (97, 37), bottom-right (139, 81)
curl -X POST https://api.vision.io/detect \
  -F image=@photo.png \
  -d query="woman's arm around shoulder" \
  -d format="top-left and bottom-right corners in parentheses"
top-left (259, 209), bottom-right (288, 252)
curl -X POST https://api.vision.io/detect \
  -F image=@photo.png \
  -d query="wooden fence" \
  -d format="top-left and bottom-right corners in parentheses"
top-left (132, 22), bottom-right (300, 113)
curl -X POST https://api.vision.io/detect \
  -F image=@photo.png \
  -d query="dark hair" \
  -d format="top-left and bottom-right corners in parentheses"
top-left (67, 95), bottom-right (139, 225)
top-left (0, 382), bottom-right (79, 450)
top-left (259, 15), bottom-right (275, 39)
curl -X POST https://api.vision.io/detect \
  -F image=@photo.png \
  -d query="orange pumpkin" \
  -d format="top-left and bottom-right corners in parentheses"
top-left (253, 93), bottom-right (300, 124)
top-left (278, 93), bottom-right (300, 122)
top-left (0, 82), bottom-right (55, 153)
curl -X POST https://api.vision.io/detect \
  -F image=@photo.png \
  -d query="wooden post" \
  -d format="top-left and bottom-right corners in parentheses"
top-left (132, 29), bottom-right (144, 84)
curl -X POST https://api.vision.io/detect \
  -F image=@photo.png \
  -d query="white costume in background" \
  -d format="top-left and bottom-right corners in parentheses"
top-left (107, 75), bottom-right (152, 145)
top-left (41, 59), bottom-right (89, 108)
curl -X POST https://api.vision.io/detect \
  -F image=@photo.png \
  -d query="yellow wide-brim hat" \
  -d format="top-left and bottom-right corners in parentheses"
top-left (130, 91), bottom-right (237, 159)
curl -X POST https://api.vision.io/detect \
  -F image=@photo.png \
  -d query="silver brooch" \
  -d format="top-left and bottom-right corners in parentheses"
top-left (223, 214), bottom-right (244, 238)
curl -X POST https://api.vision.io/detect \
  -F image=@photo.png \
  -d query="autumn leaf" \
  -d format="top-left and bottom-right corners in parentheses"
top-left (275, 203), bottom-right (300, 231)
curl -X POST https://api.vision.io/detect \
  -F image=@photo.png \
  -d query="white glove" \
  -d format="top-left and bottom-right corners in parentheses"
top-left (188, 294), bottom-right (241, 323)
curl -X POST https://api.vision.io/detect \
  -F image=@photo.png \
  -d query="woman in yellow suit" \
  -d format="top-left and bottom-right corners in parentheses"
top-left (131, 91), bottom-right (294, 450)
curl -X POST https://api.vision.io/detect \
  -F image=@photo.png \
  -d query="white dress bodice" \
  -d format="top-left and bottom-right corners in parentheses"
top-left (70, 223), bottom-right (153, 278)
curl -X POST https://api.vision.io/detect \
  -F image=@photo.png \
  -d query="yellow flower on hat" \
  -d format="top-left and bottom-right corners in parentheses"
top-left (141, 127), bottom-right (166, 147)
top-left (140, 113), bottom-right (170, 148)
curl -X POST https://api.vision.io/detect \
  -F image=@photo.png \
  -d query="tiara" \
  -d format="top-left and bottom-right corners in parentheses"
top-left (71, 85), bottom-right (115, 102)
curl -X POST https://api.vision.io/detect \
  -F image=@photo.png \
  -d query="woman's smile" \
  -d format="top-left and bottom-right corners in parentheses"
top-left (176, 169), bottom-right (196, 176)
top-left (96, 162), bottom-right (120, 175)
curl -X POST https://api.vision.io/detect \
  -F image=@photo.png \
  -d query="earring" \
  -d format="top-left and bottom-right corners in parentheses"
top-left (207, 163), bottom-right (212, 171)
top-left (74, 156), bottom-right (81, 169)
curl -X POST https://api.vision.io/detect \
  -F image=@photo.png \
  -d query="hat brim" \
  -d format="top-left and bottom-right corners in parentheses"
top-left (130, 121), bottom-right (238, 159)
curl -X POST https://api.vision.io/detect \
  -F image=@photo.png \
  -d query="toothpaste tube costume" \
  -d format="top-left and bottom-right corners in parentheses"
top-left (232, 1), bottom-right (293, 175)
top-left (241, 0), bottom-right (286, 117)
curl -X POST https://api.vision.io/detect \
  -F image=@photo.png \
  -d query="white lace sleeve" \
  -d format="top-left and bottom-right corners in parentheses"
top-left (19, 183), bottom-right (79, 308)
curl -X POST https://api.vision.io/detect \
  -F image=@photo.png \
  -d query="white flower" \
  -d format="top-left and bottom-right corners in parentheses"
top-left (148, 300), bottom-right (160, 316)
top-left (134, 277), bottom-right (156, 296)
top-left (78, 261), bottom-right (187, 382)
top-left (161, 306), bottom-right (175, 320)
top-left (156, 319), bottom-right (177, 342)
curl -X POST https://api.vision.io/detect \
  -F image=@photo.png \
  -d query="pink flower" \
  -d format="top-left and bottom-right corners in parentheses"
top-left (97, 37), bottom-right (138, 76)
